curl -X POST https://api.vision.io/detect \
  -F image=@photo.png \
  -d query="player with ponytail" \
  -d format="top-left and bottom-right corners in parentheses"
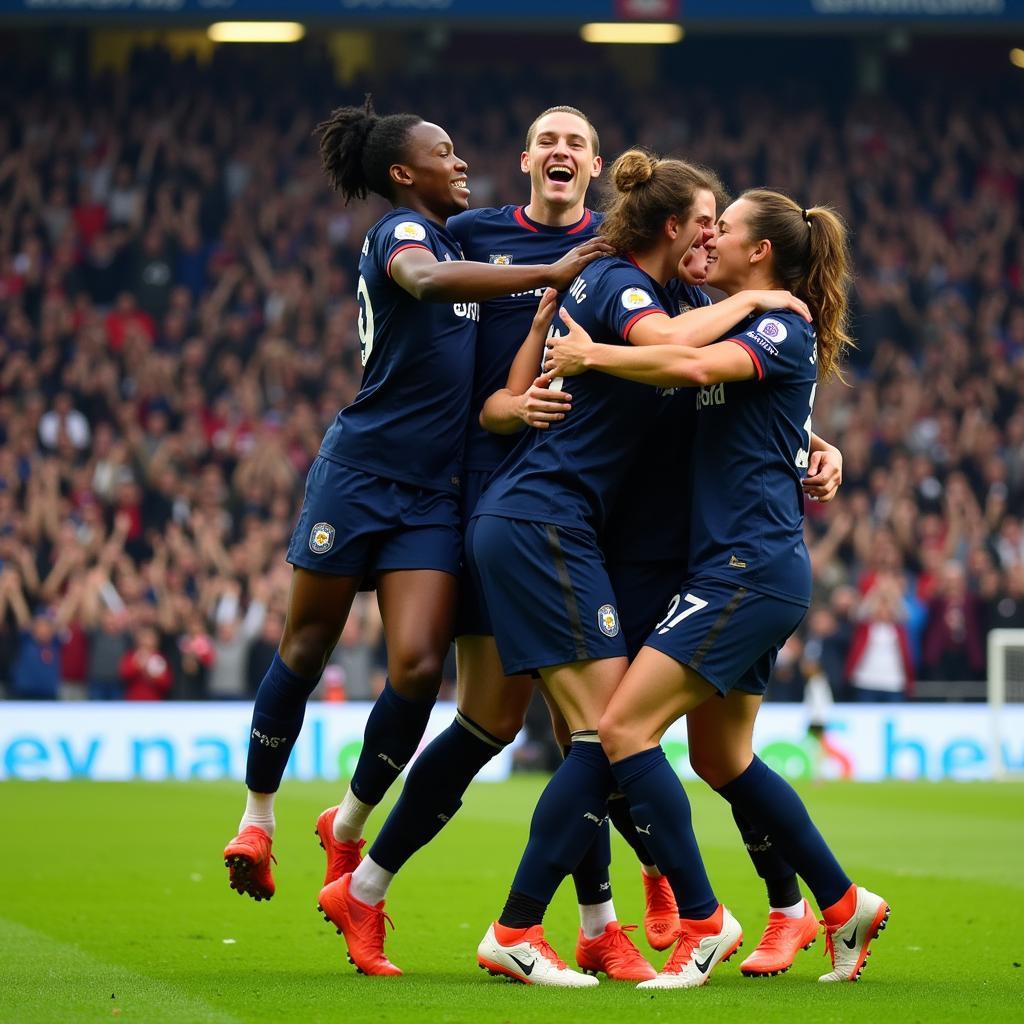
top-left (544, 188), bottom-right (888, 988)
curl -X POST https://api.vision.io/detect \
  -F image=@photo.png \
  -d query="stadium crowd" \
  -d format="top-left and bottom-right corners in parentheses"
top-left (1, 42), bottom-right (1022, 703)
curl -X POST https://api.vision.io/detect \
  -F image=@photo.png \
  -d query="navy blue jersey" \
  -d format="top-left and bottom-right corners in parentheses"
top-left (603, 282), bottom-right (712, 563)
top-left (474, 256), bottom-right (672, 536)
top-left (318, 208), bottom-right (477, 494)
top-left (689, 309), bottom-right (819, 606)
top-left (447, 205), bottom-right (600, 473)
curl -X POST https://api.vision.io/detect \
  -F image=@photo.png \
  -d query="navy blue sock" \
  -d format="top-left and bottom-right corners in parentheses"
top-left (716, 756), bottom-right (851, 910)
top-left (731, 806), bottom-right (802, 907)
top-left (611, 747), bottom-right (718, 920)
top-left (245, 652), bottom-right (320, 792)
top-left (506, 735), bottom-right (614, 913)
top-left (608, 790), bottom-right (656, 868)
top-left (369, 713), bottom-right (505, 873)
top-left (349, 679), bottom-right (436, 805)
top-left (561, 743), bottom-right (612, 906)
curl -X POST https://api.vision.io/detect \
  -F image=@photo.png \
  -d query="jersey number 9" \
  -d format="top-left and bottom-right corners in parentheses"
top-left (357, 275), bottom-right (375, 366)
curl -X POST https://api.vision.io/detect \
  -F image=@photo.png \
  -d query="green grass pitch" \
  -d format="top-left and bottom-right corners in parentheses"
top-left (3, 777), bottom-right (1022, 1023)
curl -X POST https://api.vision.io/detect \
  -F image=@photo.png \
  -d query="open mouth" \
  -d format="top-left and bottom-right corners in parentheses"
top-left (451, 177), bottom-right (470, 195)
top-left (546, 164), bottom-right (575, 184)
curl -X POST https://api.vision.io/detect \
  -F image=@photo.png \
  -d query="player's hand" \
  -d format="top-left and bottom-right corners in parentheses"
top-left (748, 289), bottom-right (812, 322)
top-left (530, 288), bottom-right (558, 335)
top-left (518, 376), bottom-right (572, 430)
top-left (548, 239), bottom-right (613, 291)
top-left (802, 446), bottom-right (843, 502)
top-left (542, 306), bottom-right (594, 378)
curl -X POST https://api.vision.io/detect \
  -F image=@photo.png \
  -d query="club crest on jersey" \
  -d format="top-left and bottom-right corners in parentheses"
top-left (597, 603), bottom-right (620, 638)
top-left (394, 221), bottom-right (427, 242)
top-left (489, 254), bottom-right (513, 265)
top-left (755, 317), bottom-right (788, 344)
top-left (309, 522), bottom-right (335, 554)
top-left (621, 287), bottom-right (653, 310)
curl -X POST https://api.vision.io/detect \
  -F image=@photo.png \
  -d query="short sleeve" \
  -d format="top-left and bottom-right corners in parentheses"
top-left (593, 267), bottom-right (670, 342)
top-left (727, 312), bottom-right (813, 383)
top-left (374, 214), bottom-right (436, 280)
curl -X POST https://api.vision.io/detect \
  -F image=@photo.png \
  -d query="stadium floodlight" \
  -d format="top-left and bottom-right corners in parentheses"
top-left (1011, 48), bottom-right (1024, 69)
top-left (207, 22), bottom-right (306, 44)
top-left (580, 22), bottom-right (684, 45)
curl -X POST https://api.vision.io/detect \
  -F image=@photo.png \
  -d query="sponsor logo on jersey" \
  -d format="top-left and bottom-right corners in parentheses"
top-left (729, 554), bottom-right (747, 569)
top-left (696, 382), bottom-right (726, 408)
top-left (597, 603), bottom-right (620, 637)
top-left (394, 221), bottom-right (427, 241)
top-left (453, 301), bottom-right (480, 322)
top-left (755, 317), bottom-right (788, 344)
top-left (621, 287), bottom-right (653, 310)
top-left (309, 522), bottom-right (335, 554)
top-left (488, 253), bottom-right (513, 265)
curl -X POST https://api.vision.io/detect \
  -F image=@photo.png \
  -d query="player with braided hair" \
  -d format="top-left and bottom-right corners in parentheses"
top-left (222, 100), bottom-right (607, 978)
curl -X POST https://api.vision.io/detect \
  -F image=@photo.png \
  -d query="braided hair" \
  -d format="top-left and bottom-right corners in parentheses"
top-left (314, 95), bottom-right (422, 204)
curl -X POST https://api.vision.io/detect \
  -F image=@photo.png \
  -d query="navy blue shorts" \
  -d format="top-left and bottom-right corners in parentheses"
top-left (607, 559), bottom-right (687, 661)
top-left (286, 457), bottom-right (462, 579)
top-left (641, 576), bottom-right (806, 696)
top-left (454, 468), bottom-right (494, 638)
top-left (467, 514), bottom-right (627, 676)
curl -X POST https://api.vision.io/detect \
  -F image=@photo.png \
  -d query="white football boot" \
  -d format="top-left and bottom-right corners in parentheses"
top-left (638, 905), bottom-right (743, 990)
top-left (819, 887), bottom-right (890, 982)
top-left (477, 922), bottom-right (599, 988)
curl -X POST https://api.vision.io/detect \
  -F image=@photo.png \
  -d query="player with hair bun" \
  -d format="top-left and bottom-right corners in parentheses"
top-left (469, 150), bottom-right (812, 987)
top-left (544, 188), bottom-right (889, 989)
top-left (221, 97), bottom-right (608, 978)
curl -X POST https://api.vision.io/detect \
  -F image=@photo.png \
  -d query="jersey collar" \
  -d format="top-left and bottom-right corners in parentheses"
top-left (514, 206), bottom-right (593, 236)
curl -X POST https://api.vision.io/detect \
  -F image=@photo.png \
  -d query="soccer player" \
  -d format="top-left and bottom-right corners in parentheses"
top-left (605, 237), bottom-right (841, 977)
top-left (602, 238), bottom-right (837, 975)
top-left (469, 150), bottom-right (812, 986)
top-left (315, 105), bottom-right (655, 982)
top-left (544, 189), bottom-right (890, 988)
top-left (222, 99), bottom-right (606, 918)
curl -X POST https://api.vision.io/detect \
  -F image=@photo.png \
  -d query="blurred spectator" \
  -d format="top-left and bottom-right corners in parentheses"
top-left (120, 626), bottom-right (173, 701)
top-left (846, 575), bottom-right (915, 701)
top-left (922, 562), bottom-right (986, 682)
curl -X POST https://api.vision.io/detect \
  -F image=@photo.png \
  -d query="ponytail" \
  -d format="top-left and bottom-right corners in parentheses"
top-left (803, 205), bottom-right (853, 382)
top-left (314, 95), bottom-right (422, 204)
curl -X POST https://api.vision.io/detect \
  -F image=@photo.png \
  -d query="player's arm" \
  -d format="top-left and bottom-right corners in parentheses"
top-left (543, 306), bottom-right (756, 388)
top-left (389, 239), bottom-right (611, 302)
top-left (627, 289), bottom-right (811, 348)
top-left (480, 289), bottom-right (572, 433)
top-left (804, 432), bottom-right (843, 503)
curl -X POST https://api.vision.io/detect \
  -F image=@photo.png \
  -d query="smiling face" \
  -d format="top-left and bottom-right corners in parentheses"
top-left (394, 120), bottom-right (470, 220)
top-left (706, 197), bottom-right (760, 294)
top-left (521, 111), bottom-right (601, 213)
top-left (677, 188), bottom-right (716, 274)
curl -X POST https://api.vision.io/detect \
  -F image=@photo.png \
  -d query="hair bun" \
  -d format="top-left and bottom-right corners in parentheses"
top-left (613, 149), bottom-right (655, 192)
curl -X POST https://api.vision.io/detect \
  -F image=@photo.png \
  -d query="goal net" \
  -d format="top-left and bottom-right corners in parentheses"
top-left (987, 629), bottom-right (1024, 780)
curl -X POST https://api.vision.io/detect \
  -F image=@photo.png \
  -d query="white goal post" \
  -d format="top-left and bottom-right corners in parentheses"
top-left (987, 629), bottom-right (1024, 781)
